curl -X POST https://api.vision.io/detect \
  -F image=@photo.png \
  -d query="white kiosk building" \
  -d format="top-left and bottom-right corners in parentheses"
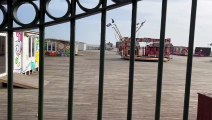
top-left (0, 31), bottom-right (39, 77)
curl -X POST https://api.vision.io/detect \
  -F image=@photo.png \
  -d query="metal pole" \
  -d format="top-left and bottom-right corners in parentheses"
top-left (68, 0), bottom-right (76, 120)
top-left (155, 0), bottom-right (167, 119)
top-left (113, 23), bottom-right (123, 38)
top-left (112, 26), bottom-right (122, 40)
top-left (127, 0), bottom-right (138, 119)
top-left (7, 0), bottom-right (14, 119)
top-left (97, 0), bottom-right (107, 120)
top-left (38, 0), bottom-right (46, 119)
top-left (183, 0), bottom-right (197, 119)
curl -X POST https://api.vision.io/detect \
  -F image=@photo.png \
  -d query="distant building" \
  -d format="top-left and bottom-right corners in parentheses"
top-left (86, 44), bottom-right (100, 50)
top-left (105, 42), bottom-right (113, 50)
top-left (44, 38), bottom-right (78, 57)
top-left (76, 42), bottom-right (86, 51)
top-left (172, 46), bottom-right (188, 56)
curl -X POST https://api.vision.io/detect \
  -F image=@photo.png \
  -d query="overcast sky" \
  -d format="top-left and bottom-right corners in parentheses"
top-left (1, 0), bottom-right (212, 47)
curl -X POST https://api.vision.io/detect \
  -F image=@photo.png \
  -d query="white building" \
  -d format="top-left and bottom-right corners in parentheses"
top-left (76, 42), bottom-right (86, 51)
top-left (0, 31), bottom-right (39, 77)
top-left (105, 42), bottom-right (113, 50)
top-left (44, 38), bottom-right (79, 56)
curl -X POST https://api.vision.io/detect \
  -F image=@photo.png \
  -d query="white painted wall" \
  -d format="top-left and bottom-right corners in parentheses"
top-left (13, 32), bottom-right (39, 74)
top-left (13, 32), bottom-right (23, 73)
top-left (75, 44), bottom-right (78, 55)
top-left (21, 33), bottom-right (39, 73)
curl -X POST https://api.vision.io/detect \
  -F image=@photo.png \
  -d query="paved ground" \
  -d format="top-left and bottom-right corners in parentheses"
top-left (0, 50), bottom-right (212, 120)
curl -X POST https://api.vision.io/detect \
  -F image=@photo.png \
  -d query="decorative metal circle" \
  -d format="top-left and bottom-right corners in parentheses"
top-left (0, 5), bottom-right (7, 28)
top-left (12, 1), bottom-right (39, 26)
top-left (77, 0), bottom-right (102, 12)
top-left (46, 0), bottom-right (71, 20)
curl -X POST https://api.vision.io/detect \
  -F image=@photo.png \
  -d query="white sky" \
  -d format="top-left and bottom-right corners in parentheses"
top-left (1, 0), bottom-right (212, 47)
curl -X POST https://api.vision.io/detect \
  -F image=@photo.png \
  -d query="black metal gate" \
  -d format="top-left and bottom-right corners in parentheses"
top-left (0, 0), bottom-right (197, 120)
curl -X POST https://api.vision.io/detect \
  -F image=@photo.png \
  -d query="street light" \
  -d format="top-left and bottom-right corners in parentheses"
top-left (106, 18), bottom-right (123, 41)
top-left (136, 20), bottom-right (146, 38)
top-left (136, 20), bottom-right (146, 32)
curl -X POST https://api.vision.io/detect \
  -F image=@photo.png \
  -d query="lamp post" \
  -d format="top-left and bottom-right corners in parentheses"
top-left (106, 19), bottom-right (123, 41)
top-left (136, 20), bottom-right (146, 38)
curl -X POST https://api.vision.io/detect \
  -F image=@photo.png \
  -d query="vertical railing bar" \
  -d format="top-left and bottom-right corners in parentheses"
top-left (154, 0), bottom-right (168, 119)
top-left (97, 0), bottom-right (107, 120)
top-left (67, 0), bottom-right (76, 120)
top-left (127, 0), bottom-right (138, 120)
top-left (7, 0), bottom-right (14, 119)
top-left (183, 0), bottom-right (197, 119)
top-left (38, 0), bottom-right (46, 119)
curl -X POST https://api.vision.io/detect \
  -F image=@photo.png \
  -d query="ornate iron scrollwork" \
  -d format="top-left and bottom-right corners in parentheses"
top-left (46, 0), bottom-right (71, 20)
top-left (0, 5), bottom-right (7, 28)
top-left (0, 0), bottom-right (132, 30)
top-left (12, 0), bottom-right (39, 26)
top-left (76, 0), bottom-right (102, 12)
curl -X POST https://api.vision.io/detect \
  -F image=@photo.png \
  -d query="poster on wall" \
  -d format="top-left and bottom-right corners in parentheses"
top-left (14, 32), bottom-right (23, 73)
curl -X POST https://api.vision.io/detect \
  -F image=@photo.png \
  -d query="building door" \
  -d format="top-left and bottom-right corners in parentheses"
top-left (28, 36), bottom-right (39, 71)
top-left (0, 36), bottom-right (6, 76)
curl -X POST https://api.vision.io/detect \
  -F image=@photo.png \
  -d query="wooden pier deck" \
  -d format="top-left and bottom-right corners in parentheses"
top-left (0, 73), bottom-right (49, 89)
top-left (0, 50), bottom-right (212, 120)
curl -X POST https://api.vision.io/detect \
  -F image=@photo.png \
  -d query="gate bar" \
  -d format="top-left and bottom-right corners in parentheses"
top-left (68, 0), bottom-right (77, 120)
top-left (7, 0), bottom-right (14, 119)
top-left (155, 0), bottom-right (168, 119)
top-left (97, 0), bottom-right (107, 120)
top-left (127, 0), bottom-right (138, 119)
top-left (183, 0), bottom-right (197, 119)
top-left (38, 0), bottom-right (46, 119)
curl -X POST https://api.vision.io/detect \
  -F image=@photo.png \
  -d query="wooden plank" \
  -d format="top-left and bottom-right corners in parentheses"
top-left (0, 51), bottom-right (212, 119)
top-left (0, 73), bottom-right (49, 89)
